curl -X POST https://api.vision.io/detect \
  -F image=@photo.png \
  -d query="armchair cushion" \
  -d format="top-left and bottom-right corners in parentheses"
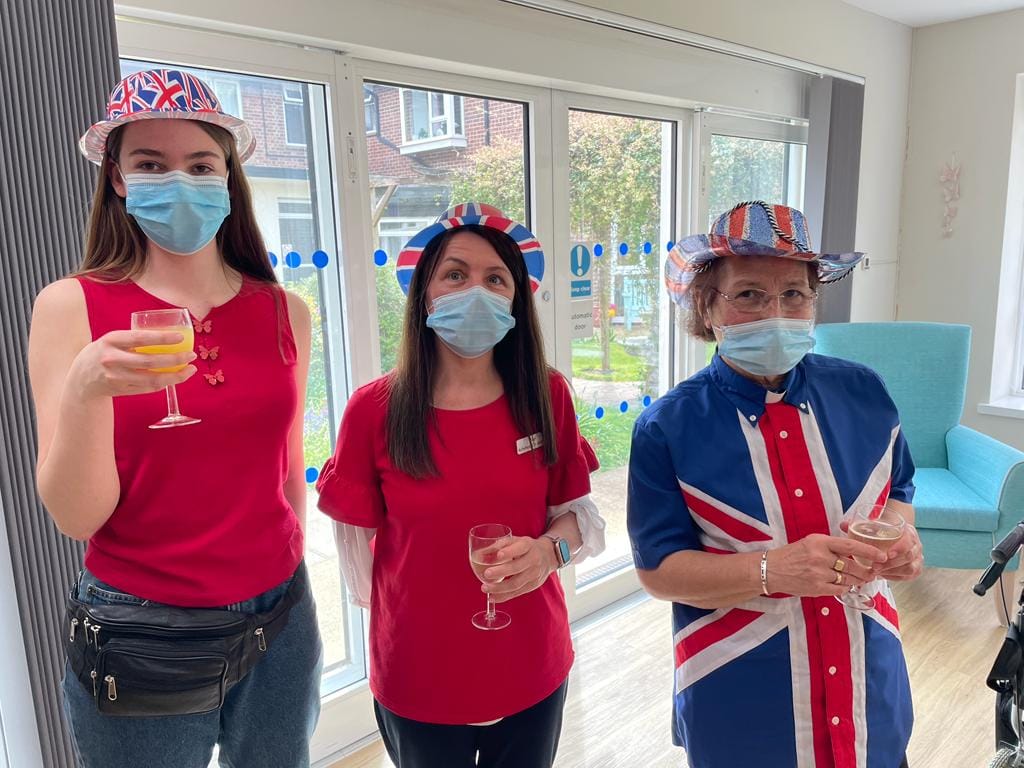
top-left (912, 468), bottom-right (998, 532)
top-left (947, 424), bottom-right (1024, 513)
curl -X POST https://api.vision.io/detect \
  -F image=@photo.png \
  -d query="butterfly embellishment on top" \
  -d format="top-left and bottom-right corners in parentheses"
top-left (203, 370), bottom-right (225, 386)
top-left (198, 345), bottom-right (220, 361)
top-left (193, 318), bottom-right (213, 334)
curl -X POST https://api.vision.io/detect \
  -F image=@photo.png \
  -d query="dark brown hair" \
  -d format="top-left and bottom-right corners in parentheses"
top-left (686, 258), bottom-right (820, 342)
top-left (76, 121), bottom-right (276, 285)
top-left (386, 226), bottom-right (558, 478)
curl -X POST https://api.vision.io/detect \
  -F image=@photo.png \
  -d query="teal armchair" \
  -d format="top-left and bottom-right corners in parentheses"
top-left (813, 322), bottom-right (1024, 570)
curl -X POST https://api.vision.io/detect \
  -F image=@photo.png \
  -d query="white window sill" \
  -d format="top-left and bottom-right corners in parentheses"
top-left (978, 396), bottom-right (1024, 420)
top-left (399, 135), bottom-right (467, 155)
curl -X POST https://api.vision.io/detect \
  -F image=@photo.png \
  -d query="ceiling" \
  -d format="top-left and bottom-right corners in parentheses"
top-left (841, 0), bottom-right (1024, 27)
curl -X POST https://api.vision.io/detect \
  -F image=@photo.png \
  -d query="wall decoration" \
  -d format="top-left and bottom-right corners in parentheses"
top-left (940, 153), bottom-right (960, 238)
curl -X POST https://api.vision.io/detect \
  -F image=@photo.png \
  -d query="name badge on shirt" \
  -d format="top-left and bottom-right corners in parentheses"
top-left (516, 433), bottom-right (544, 455)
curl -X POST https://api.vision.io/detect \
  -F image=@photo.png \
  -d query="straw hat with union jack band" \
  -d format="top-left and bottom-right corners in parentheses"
top-left (80, 69), bottom-right (256, 165)
top-left (664, 200), bottom-right (864, 307)
top-left (396, 202), bottom-right (545, 295)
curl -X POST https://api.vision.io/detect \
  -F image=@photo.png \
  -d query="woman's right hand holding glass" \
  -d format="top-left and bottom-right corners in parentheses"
top-left (67, 329), bottom-right (197, 400)
top-left (764, 533), bottom-right (887, 598)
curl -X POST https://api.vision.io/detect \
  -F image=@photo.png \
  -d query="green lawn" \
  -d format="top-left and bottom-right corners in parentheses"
top-left (572, 337), bottom-right (647, 382)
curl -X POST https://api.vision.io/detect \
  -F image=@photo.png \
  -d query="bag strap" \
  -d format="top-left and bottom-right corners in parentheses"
top-left (233, 564), bottom-right (309, 680)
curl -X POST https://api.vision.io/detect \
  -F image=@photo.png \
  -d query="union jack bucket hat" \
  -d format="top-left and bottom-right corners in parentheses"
top-left (664, 200), bottom-right (864, 307)
top-left (396, 202), bottom-right (545, 295)
top-left (80, 69), bottom-right (256, 165)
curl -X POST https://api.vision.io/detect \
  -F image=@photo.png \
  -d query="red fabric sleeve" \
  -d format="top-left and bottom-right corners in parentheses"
top-left (316, 381), bottom-right (387, 527)
top-left (547, 371), bottom-right (598, 506)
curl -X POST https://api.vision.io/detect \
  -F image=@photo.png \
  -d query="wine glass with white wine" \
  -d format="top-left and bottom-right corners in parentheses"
top-left (837, 503), bottom-right (905, 611)
top-left (468, 524), bottom-right (513, 631)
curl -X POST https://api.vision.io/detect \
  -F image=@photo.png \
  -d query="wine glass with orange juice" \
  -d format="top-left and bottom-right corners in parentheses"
top-left (131, 308), bottom-right (200, 429)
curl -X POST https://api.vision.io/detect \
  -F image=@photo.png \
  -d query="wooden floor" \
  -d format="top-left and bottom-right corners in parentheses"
top-left (329, 567), bottom-right (1009, 767)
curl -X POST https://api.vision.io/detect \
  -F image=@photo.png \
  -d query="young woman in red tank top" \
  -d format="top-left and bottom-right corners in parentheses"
top-left (27, 69), bottom-right (321, 768)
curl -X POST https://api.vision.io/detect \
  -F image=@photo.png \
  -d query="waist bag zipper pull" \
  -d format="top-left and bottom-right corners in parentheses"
top-left (255, 627), bottom-right (267, 652)
top-left (90, 670), bottom-right (97, 697)
top-left (90, 624), bottom-right (101, 647)
top-left (69, 617), bottom-right (78, 642)
top-left (104, 675), bottom-right (117, 702)
top-left (82, 618), bottom-right (91, 647)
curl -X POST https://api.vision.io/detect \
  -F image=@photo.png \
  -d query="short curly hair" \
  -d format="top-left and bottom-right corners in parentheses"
top-left (685, 259), bottom-right (820, 342)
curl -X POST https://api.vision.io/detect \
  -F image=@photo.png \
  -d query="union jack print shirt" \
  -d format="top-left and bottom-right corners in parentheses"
top-left (627, 353), bottom-right (915, 768)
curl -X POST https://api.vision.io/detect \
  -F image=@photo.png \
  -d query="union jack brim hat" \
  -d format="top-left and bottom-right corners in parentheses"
top-left (664, 200), bottom-right (864, 307)
top-left (80, 69), bottom-right (255, 165)
top-left (396, 202), bottom-right (545, 295)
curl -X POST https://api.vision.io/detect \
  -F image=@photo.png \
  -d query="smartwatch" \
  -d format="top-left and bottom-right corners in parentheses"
top-left (543, 534), bottom-right (573, 569)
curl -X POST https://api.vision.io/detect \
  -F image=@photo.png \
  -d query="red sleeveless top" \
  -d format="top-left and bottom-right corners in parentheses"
top-left (76, 276), bottom-right (303, 606)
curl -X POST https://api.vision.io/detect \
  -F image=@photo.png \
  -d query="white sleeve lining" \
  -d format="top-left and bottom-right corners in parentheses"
top-left (547, 495), bottom-right (606, 563)
top-left (332, 522), bottom-right (375, 608)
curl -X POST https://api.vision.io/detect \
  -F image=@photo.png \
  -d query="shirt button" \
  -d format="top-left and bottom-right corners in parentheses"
top-left (828, 666), bottom-right (837, 675)
top-left (779, 430), bottom-right (789, 439)
top-left (800, 403), bottom-right (808, 410)
top-left (794, 489), bottom-right (804, 498)
top-left (831, 716), bottom-right (840, 726)
top-left (749, 414), bottom-right (757, 422)
top-left (821, 606), bottom-right (830, 617)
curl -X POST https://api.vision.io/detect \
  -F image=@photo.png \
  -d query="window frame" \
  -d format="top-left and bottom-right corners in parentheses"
top-left (210, 77), bottom-right (243, 120)
top-left (282, 82), bottom-right (308, 147)
top-left (397, 87), bottom-right (467, 153)
top-left (363, 85), bottom-right (379, 136)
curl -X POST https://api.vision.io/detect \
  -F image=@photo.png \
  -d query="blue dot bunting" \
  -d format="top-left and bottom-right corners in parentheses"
top-left (619, 401), bottom-right (629, 413)
top-left (595, 406), bottom-right (605, 419)
top-left (305, 467), bottom-right (319, 484)
top-left (285, 251), bottom-right (301, 269)
top-left (643, 395), bottom-right (652, 407)
top-left (268, 252), bottom-right (278, 267)
top-left (312, 250), bottom-right (329, 269)
top-left (373, 249), bottom-right (388, 267)
top-left (593, 243), bottom-right (604, 257)
top-left (643, 242), bottom-right (652, 254)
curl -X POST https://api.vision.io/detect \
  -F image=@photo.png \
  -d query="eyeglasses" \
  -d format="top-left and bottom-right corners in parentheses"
top-left (712, 287), bottom-right (818, 313)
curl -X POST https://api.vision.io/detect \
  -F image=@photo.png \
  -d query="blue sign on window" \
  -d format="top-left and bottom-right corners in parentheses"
top-left (570, 244), bottom-right (592, 277)
top-left (571, 280), bottom-right (592, 299)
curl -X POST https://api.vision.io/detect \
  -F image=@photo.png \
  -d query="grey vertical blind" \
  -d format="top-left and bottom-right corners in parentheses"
top-left (804, 76), bottom-right (866, 324)
top-left (0, 1), bottom-right (119, 765)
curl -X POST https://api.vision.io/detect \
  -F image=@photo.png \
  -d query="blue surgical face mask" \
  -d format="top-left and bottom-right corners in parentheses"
top-left (124, 170), bottom-right (230, 255)
top-left (715, 317), bottom-right (816, 377)
top-left (425, 285), bottom-right (516, 358)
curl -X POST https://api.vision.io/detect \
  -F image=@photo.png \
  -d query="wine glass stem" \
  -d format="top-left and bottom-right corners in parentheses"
top-left (165, 384), bottom-right (183, 418)
top-left (486, 594), bottom-right (496, 621)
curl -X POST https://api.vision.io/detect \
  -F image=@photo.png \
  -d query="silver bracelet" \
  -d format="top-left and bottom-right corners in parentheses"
top-left (760, 550), bottom-right (770, 596)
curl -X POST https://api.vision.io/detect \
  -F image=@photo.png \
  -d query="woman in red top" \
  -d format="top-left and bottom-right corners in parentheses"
top-left (28, 69), bottom-right (320, 767)
top-left (317, 203), bottom-right (605, 767)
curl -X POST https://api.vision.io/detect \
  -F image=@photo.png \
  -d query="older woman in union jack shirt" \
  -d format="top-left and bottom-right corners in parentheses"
top-left (627, 201), bottom-right (924, 768)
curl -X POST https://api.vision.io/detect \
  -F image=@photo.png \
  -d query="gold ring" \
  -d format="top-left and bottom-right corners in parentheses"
top-left (833, 571), bottom-right (844, 586)
top-left (833, 558), bottom-right (846, 573)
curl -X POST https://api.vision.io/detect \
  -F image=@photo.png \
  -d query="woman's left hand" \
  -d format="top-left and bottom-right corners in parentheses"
top-left (481, 536), bottom-right (559, 603)
top-left (875, 523), bottom-right (924, 581)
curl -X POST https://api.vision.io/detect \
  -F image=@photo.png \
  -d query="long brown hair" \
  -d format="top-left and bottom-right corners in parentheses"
top-left (386, 226), bottom-right (558, 478)
top-left (76, 121), bottom-right (276, 285)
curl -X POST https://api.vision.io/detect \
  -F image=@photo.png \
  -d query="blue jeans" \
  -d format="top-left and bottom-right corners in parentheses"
top-left (61, 562), bottom-right (323, 768)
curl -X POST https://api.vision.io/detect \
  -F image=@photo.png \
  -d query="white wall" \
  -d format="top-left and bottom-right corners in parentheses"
top-left (0, 499), bottom-right (44, 768)
top-left (899, 10), bottom-right (1024, 450)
